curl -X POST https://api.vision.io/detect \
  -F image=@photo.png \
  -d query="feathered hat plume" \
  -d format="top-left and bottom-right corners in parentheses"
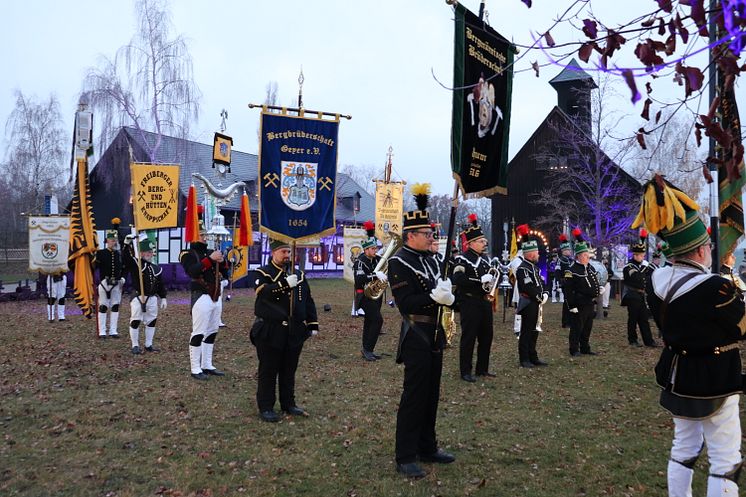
top-left (631, 174), bottom-right (699, 234)
top-left (410, 183), bottom-right (431, 211)
top-left (572, 227), bottom-right (584, 242)
top-left (516, 224), bottom-right (530, 243)
top-left (363, 220), bottom-right (376, 238)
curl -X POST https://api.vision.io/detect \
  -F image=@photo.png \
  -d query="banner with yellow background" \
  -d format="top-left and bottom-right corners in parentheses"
top-left (374, 181), bottom-right (404, 241)
top-left (130, 163), bottom-right (181, 230)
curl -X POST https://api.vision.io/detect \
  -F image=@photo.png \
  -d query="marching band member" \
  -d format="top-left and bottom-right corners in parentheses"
top-left (123, 236), bottom-right (167, 355)
top-left (508, 248), bottom-right (524, 338)
top-left (250, 239), bottom-right (319, 422)
top-left (600, 248), bottom-right (612, 318)
top-left (180, 224), bottom-right (229, 380)
top-left (353, 220), bottom-right (385, 361)
top-left (637, 177), bottom-right (745, 496)
top-left (95, 219), bottom-right (124, 338)
top-left (46, 273), bottom-right (67, 322)
top-left (563, 229), bottom-right (601, 357)
top-left (388, 183), bottom-right (455, 478)
top-left (719, 251), bottom-right (746, 292)
top-left (622, 230), bottom-right (657, 348)
top-left (515, 226), bottom-right (548, 368)
top-left (452, 214), bottom-right (495, 382)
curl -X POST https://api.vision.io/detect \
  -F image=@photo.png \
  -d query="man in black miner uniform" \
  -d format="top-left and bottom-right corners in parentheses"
top-left (452, 213), bottom-right (495, 382)
top-left (180, 225), bottom-right (230, 380)
top-left (388, 183), bottom-right (455, 479)
top-left (250, 239), bottom-right (319, 423)
top-left (515, 226), bottom-right (549, 368)
top-left (123, 236), bottom-right (167, 355)
top-left (354, 220), bottom-right (385, 361)
top-left (555, 234), bottom-right (573, 327)
top-left (637, 177), bottom-right (744, 495)
top-left (621, 230), bottom-right (657, 348)
top-left (95, 220), bottom-right (125, 339)
top-left (563, 229), bottom-right (602, 357)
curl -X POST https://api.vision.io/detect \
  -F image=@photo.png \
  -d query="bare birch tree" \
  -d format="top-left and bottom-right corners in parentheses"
top-left (82, 0), bottom-right (200, 164)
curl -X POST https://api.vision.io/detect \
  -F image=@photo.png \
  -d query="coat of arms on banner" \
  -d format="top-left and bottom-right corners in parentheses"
top-left (281, 161), bottom-right (317, 211)
top-left (42, 243), bottom-right (58, 259)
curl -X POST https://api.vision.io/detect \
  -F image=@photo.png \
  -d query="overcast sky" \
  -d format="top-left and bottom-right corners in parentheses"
top-left (1, 0), bottom-right (742, 194)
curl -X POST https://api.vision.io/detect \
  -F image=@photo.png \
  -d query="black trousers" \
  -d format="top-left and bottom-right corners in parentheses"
top-left (561, 301), bottom-right (570, 328)
top-left (458, 298), bottom-right (494, 375)
top-left (626, 299), bottom-right (654, 345)
top-left (395, 334), bottom-right (442, 464)
top-left (568, 304), bottom-right (595, 354)
top-left (360, 297), bottom-right (383, 352)
top-left (519, 303), bottom-right (540, 363)
top-left (255, 340), bottom-right (303, 412)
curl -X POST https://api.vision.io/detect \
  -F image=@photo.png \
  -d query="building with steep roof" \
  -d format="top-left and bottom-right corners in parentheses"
top-left (88, 127), bottom-right (375, 280)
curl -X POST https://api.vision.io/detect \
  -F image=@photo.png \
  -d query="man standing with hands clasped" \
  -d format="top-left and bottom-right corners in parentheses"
top-left (563, 229), bottom-right (602, 357)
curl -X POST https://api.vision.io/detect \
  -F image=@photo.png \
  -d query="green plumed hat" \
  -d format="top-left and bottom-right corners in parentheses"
top-left (270, 239), bottom-right (290, 251)
top-left (139, 239), bottom-right (155, 253)
top-left (571, 228), bottom-right (590, 255)
top-left (361, 220), bottom-right (377, 250)
top-left (631, 175), bottom-right (707, 257)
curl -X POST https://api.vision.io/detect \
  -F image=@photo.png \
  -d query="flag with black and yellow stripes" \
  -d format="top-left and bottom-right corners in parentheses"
top-left (68, 157), bottom-right (98, 319)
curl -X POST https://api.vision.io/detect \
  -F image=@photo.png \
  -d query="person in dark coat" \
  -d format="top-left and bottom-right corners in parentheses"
top-left (563, 229), bottom-right (601, 356)
top-left (353, 220), bottom-right (385, 361)
top-left (515, 226), bottom-right (549, 367)
top-left (638, 177), bottom-right (745, 496)
top-left (95, 220), bottom-right (125, 338)
top-left (388, 183), bottom-right (455, 479)
top-left (250, 239), bottom-right (319, 422)
top-left (621, 229), bottom-right (657, 347)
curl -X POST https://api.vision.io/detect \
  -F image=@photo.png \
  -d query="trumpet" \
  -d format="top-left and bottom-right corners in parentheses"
top-left (363, 233), bottom-right (403, 300)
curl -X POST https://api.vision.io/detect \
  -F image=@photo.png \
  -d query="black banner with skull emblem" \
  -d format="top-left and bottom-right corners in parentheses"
top-left (451, 3), bottom-right (514, 198)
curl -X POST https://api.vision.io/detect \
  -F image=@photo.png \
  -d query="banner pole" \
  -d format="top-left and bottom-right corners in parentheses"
top-left (435, 181), bottom-right (460, 345)
top-left (289, 240), bottom-right (296, 329)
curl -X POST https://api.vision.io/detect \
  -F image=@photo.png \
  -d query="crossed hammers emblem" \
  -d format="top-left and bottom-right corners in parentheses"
top-left (318, 176), bottom-right (333, 191)
top-left (263, 172), bottom-right (279, 188)
top-left (137, 190), bottom-right (146, 202)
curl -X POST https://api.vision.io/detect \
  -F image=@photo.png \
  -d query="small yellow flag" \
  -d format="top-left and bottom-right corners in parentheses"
top-left (509, 228), bottom-right (518, 259)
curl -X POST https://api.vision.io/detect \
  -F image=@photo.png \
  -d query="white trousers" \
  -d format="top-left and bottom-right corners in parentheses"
top-left (98, 280), bottom-right (123, 307)
top-left (669, 395), bottom-right (742, 497)
top-left (601, 282), bottom-right (611, 308)
top-left (191, 294), bottom-right (221, 337)
top-left (47, 276), bottom-right (67, 299)
top-left (130, 296), bottom-right (159, 348)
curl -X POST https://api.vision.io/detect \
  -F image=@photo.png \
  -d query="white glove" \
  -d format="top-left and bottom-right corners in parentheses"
top-left (540, 293), bottom-right (549, 305)
top-left (119, 278), bottom-right (126, 285)
top-left (160, 298), bottom-right (167, 310)
top-left (285, 274), bottom-right (299, 288)
top-left (375, 271), bottom-right (388, 283)
top-left (430, 286), bottom-right (455, 306)
top-left (311, 330), bottom-right (318, 337)
top-left (480, 274), bottom-right (493, 284)
top-left (221, 279), bottom-right (229, 289)
top-left (436, 278), bottom-right (453, 292)
top-left (569, 307), bottom-right (579, 313)
top-left (124, 235), bottom-right (134, 245)
top-left (641, 260), bottom-right (649, 267)
top-left (598, 286), bottom-right (606, 295)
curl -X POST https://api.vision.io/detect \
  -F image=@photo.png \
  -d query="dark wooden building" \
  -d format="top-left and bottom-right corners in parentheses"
top-left (490, 60), bottom-right (640, 259)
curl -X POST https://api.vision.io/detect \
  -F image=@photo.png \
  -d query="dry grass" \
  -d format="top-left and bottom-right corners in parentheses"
top-left (0, 279), bottom-right (734, 496)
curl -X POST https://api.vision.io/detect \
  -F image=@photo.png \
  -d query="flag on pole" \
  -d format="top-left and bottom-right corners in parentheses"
top-left (450, 2), bottom-right (515, 198)
top-left (68, 158), bottom-right (98, 318)
top-left (509, 227), bottom-right (518, 259)
top-left (185, 183), bottom-right (199, 243)
top-left (717, 74), bottom-right (745, 257)
top-left (239, 190), bottom-right (252, 246)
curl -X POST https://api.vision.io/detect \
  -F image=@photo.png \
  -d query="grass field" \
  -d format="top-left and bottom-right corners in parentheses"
top-left (0, 278), bottom-right (739, 496)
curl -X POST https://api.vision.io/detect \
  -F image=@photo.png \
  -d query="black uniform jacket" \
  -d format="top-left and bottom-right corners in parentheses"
top-left (555, 255), bottom-right (574, 285)
top-left (622, 260), bottom-right (651, 305)
top-left (516, 258), bottom-right (545, 314)
top-left (563, 261), bottom-right (600, 309)
top-left (180, 242), bottom-right (230, 304)
top-left (648, 260), bottom-right (746, 400)
top-left (388, 246), bottom-right (449, 362)
top-left (452, 249), bottom-right (491, 303)
top-left (353, 254), bottom-right (381, 305)
top-left (251, 261), bottom-right (319, 349)
top-left (123, 246), bottom-right (166, 298)
top-left (95, 247), bottom-right (123, 283)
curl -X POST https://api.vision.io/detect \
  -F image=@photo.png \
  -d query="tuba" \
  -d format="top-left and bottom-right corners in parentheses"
top-left (363, 233), bottom-right (403, 300)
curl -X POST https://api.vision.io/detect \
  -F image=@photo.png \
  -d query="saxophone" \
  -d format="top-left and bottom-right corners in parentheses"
top-left (363, 233), bottom-right (403, 300)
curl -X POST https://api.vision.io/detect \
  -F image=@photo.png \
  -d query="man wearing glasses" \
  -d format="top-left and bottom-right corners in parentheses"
top-left (387, 183), bottom-right (456, 479)
top-left (452, 213), bottom-right (495, 382)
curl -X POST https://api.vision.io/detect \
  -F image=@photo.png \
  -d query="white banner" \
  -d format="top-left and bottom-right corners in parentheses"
top-left (343, 227), bottom-right (367, 283)
top-left (375, 181), bottom-right (404, 241)
top-left (28, 216), bottom-right (71, 274)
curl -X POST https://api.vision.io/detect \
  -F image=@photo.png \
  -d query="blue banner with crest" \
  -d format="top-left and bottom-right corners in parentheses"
top-left (259, 112), bottom-right (339, 243)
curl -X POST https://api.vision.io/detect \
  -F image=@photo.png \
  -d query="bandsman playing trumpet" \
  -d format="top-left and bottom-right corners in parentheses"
top-left (515, 225), bottom-right (549, 368)
top-left (354, 221), bottom-right (385, 361)
top-left (452, 213), bottom-right (495, 382)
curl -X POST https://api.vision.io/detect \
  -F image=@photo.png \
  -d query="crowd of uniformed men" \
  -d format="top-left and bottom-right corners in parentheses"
top-left (43, 180), bottom-right (745, 492)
